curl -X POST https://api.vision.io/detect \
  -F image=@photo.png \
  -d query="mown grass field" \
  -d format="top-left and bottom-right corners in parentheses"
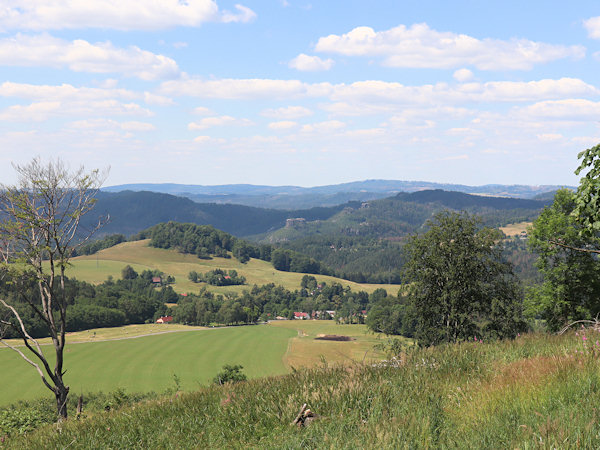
top-left (7, 331), bottom-right (600, 448)
top-left (499, 221), bottom-right (532, 236)
top-left (0, 321), bottom-right (383, 407)
top-left (68, 239), bottom-right (402, 295)
top-left (270, 320), bottom-right (388, 369)
top-left (0, 325), bottom-right (296, 406)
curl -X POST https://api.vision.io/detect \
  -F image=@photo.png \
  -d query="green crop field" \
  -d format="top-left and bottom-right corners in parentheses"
top-left (68, 239), bottom-right (402, 295)
top-left (0, 325), bottom-right (296, 406)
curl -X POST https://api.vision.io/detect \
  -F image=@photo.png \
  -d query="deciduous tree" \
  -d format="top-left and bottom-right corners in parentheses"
top-left (402, 211), bottom-right (524, 346)
top-left (0, 158), bottom-right (106, 420)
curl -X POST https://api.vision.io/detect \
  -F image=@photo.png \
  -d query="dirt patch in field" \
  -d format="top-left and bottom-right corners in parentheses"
top-left (314, 334), bottom-right (354, 341)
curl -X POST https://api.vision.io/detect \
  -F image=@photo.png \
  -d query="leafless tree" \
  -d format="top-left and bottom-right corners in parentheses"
top-left (0, 158), bottom-right (107, 420)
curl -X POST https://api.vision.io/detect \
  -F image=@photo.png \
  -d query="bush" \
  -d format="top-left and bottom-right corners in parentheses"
top-left (213, 364), bottom-right (247, 385)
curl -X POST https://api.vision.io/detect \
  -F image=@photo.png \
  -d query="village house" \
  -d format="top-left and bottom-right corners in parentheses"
top-left (156, 316), bottom-right (173, 324)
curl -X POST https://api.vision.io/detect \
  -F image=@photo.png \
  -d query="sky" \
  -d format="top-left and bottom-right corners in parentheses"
top-left (0, 1), bottom-right (599, 188)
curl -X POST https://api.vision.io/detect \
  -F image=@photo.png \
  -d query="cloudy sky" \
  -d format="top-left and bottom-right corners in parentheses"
top-left (1, 1), bottom-right (599, 187)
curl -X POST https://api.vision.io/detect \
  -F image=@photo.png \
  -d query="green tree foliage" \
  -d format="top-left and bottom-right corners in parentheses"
top-left (73, 234), bottom-right (126, 256)
top-left (403, 211), bottom-right (525, 346)
top-left (573, 143), bottom-right (600, 238)
top-left (212, 364), bottom-right (247, 385)
top-left (189, 269), bottom-right (246, 286)
top-left (121, 265), bottom-right (138, 280)
top-left (527, 189), bottom-right (600, 331)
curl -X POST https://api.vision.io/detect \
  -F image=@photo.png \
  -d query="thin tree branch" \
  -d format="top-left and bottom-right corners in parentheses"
top-left (548, 239), bottom-right (600, 254)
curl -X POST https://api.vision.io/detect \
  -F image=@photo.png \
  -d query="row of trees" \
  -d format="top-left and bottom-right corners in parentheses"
top-left (188, 269), bottom-right (246, 286)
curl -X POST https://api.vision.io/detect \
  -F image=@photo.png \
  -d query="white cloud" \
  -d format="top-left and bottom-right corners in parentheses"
top-left (315, 23), bottom-right (585, 70)
top-left (0, 34), bottom-right (179, 80)
top-left (516, 99), bottom-right (600, 121)
top-left (188, 115), bottom-right (253, 130)
top-left (221, 4), bottom-right (256, 23)
top-left (261, 105), bottom-right (312, 119)
top-left (0, 0), bottom-right (255, 31)
top-left (68, 119), bottom-right (155, 131)
top-left (268, 121), bottom-right (298, 130)
top-left (584, 16), bottom-right (600, 39)
top-left (160, 78), bottom-right (332, 99)
top-left (194, 135), bottom-right (226, 144)
top-left (0, 100), bottom-right (152, 122)
top-left (289, 53), bottom-right (334, 71)
top-left (0, 82), bottom-right (154, 121)
top-left (301, 120), bottom-right (346, 133)
top-left (536, 133), bottom-right (563, 142)
top-left (192, 106), bottom-right (214, 115)
top-left (453, 68), bottom-right (474, 82)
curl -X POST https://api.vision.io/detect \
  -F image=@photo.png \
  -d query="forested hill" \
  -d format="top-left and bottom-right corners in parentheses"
top-left (82, 189), bottom-right (548, 240)
top-left (396, 189), bottom-right (547, 210)
top-left (82, 191), bottom-right (356, 237)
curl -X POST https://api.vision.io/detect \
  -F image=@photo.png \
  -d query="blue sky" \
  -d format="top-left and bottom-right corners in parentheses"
top-left (0, 1), bottom-right (599, 187)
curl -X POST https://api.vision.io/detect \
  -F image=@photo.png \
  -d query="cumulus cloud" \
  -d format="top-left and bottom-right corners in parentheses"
top-left (453, 68), bottom-right (474, 82)
top-left (261, 105), bottom-right (312, 119)
top-left (268, 121), bottom-right (298, 130)
top-left (0, 81), bottom-right (154, 121)
top-left (160, 78), bottom-right (332, 99)
top-left (314, 23), bottom-right (585, 70)
top-left (301, 120), bottom-right (346, 133)
top-left (188, 115), bottom-right (253, 130)
top-left (0, 34), bottom-right (180, 80)
top-left (194, 135), bottom-right (226, 144)
top-left (68, 119), bottom-right (155, 131)
top-left (0, 0), bottom-right (255, 31)
top-left (288, 53), bottom-right (334, 71)
top-left (516, 99), bottom-right (600, 121)
top-left (584, 16), bottom-right (600, 39)
top-left (0, 99), bottom-right (152, 122)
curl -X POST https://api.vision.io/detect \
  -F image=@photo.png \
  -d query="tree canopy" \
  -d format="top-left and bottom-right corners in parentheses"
top-left (402, 211), bottom-right (525, 346)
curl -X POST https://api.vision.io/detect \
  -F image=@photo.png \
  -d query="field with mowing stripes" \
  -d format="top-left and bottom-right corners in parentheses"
top-left (68, 239), bottom-right (402, 295)
top-left (0, 325), bottom-right (296, 406)
top-left (0, 321), bottom-right (383, 406)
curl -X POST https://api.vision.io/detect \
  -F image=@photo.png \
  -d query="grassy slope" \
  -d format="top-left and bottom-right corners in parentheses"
top-left (69, 239), bottom-right (402, 295)
top-left (8, 331), bottom-right (600, 449)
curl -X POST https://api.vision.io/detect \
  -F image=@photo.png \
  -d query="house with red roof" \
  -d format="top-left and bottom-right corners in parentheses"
top-left (156, 316), bottom-right (173, 324)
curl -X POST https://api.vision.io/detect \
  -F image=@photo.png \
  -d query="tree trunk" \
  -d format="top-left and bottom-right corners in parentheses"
top-left (55, 382), bottom-right (70, 420)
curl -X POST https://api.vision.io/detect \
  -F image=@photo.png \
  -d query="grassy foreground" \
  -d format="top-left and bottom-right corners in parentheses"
top-left (69, 240), bottom-right (401, 295)
top-left (5, 331), bottom-right (600, 448)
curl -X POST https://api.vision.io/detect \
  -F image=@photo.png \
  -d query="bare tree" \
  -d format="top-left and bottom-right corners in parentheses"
top-left (0, 158), bottom-right (107, 420)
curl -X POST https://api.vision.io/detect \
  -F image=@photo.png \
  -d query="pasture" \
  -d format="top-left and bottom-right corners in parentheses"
top-left (69, 239), bottom-right (402, 295)
top-left (499, 221), bottom-right (532, 237)
top-left (0, 321), bottom-right (384, 406)
top-left (0, 325), bottom-right (295, 406)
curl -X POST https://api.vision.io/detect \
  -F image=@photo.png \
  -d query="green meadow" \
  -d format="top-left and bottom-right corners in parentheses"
top-left (8, 331), bottom-right (600, 449)
top-left (68, 239), bottom-right (402, 295)
top-left (0, 325), bottom-right (296, 406)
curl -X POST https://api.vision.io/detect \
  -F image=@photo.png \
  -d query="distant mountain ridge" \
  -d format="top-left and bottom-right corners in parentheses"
top-left (103, 180), bottom-right (570, 210)
top-left (84, 189), bottom-right (548, 241)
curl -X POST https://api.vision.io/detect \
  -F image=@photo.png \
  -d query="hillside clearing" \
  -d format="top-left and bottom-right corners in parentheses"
top-left (69, 239), bottom-right (402, 295)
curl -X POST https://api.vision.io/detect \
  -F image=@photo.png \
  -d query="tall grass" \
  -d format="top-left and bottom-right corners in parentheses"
top-left (4, 331), bottom-right (600, 448)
